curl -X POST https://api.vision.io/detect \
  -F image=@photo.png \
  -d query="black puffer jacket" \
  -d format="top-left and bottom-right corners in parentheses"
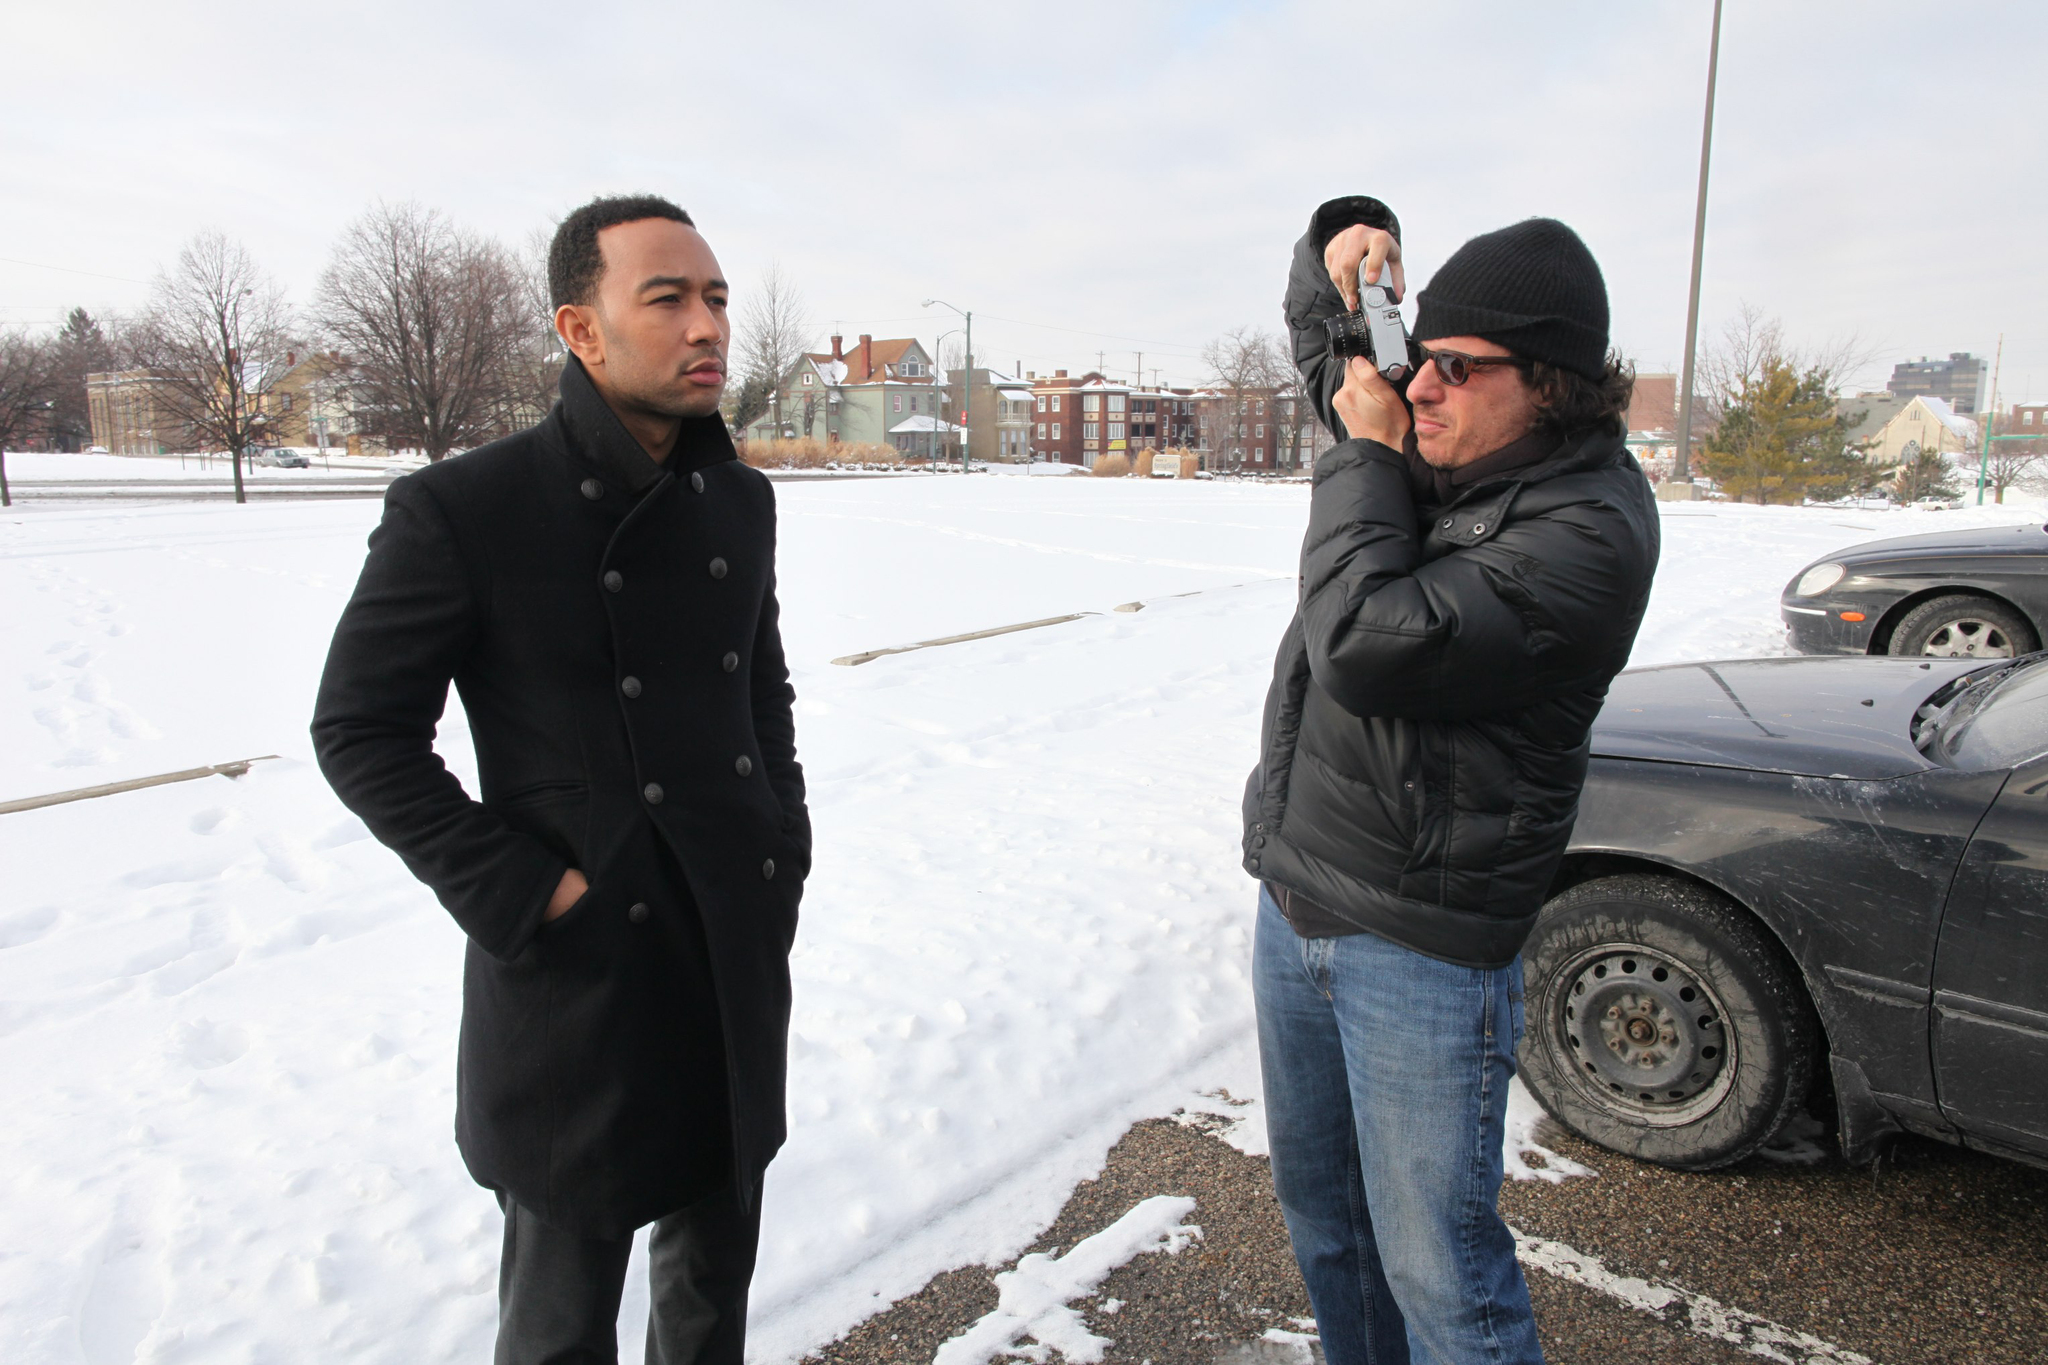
top-left (1243, 198), bottom-right (1661, 968)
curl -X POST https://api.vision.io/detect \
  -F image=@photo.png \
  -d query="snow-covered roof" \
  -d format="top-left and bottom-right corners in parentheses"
top-left (888, 416), bottom-right (962, 434)
top-left (1917, 395), bottom-right (1977, 443)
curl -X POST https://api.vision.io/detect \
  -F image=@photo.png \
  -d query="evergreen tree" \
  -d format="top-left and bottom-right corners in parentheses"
top-left (49, 307), bottom-right (115, 452)
top-left (1701, 358), bottom-right (1862, 504)
top-left (1893, 444), bottom-right (1961, 503)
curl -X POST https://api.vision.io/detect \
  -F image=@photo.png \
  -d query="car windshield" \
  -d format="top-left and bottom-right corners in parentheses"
top-left (1916, 655), bottom-right (2048, 770)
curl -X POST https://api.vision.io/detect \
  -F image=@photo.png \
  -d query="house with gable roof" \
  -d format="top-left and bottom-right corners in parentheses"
top-left (746, 333), bottom-right (942, 449)
top-left (1848, 392), bottom-right (1977, 468)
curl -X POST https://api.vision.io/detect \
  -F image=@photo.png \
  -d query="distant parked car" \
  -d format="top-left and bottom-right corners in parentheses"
top-left (252, 446), bottom-right (309, 468)
top-left (85, 445), bottom-right (110, 454)
top-left (1522, 653), bottom-right (2048, 1171)
top-left (1781, 524), bottom-right (2048, 658)
top-left (1913, 496), bottom-right (1965, 511)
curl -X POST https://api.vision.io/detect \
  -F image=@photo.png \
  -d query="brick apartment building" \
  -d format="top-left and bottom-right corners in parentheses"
top-left (1025, 369), bottom-right (1204, 467)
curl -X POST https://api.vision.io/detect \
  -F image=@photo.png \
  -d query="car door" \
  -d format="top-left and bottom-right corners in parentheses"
top-left (1932, 752), bottom-right (2048, 1155)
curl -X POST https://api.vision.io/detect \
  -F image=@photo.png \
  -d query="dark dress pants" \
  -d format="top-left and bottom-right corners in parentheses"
top-left (494, 1182), bottom-right (761, 1365)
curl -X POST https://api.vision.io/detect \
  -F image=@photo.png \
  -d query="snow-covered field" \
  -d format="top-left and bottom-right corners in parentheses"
top-left (3, 468), bottom-right (2041, 1363)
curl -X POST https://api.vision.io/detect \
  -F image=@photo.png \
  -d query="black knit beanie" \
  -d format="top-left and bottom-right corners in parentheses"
top-left (1413, 218), bottom-right (1609, 379)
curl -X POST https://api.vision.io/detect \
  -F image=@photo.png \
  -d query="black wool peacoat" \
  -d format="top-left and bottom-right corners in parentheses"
top-left (312, 357), bottom-right (809, 1238)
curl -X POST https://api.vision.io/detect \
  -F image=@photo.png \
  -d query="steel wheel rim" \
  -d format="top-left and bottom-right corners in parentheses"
top-left (1920, 618), bottom-right (2015, 658)
top-left (1543, 941), bottom-right (1738, 1129)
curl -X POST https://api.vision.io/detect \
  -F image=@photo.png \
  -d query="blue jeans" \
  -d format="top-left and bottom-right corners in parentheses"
top-left (1254, 887), bottom-right (1541, 1365)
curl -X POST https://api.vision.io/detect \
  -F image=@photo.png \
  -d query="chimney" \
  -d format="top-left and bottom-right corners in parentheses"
top-left (1055, 369), bottom-right (1067, 378)
top-left (286, 350), bottom-right (296, 368)
top-left (830, 334), bottom-right (843, 361)
top-left (859, 334), bottom-right (873, 378)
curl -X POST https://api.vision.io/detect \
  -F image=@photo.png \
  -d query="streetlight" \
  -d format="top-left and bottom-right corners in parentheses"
top-left (922, 298), bottom-right (972, 474)
top-left (931, 327), bottom-right (963, 470)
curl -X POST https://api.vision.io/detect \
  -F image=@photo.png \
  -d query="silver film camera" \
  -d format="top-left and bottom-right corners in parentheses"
top-left (1323, 260), bottom-right (1412, 382)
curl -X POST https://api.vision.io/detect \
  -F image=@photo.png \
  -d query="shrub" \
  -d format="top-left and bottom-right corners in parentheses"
top-left (742, 438), bottom-right (899, 469)
top-left (1092, 453), bottom-right (1132, 478)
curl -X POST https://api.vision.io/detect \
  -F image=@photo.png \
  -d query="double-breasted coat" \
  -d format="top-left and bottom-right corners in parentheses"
top-left (312, 357), bottom-right (809, 1238)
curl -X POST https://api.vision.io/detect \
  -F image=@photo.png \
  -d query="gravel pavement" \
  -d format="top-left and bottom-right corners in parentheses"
top-left (800, 1112), bottom-right (2048, 1365)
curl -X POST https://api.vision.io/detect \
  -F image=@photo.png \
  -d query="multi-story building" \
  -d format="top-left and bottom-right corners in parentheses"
top-left (952, 367), bottom-right (1037, 463)
top-left (86, 369), bottom-right (194, 455)
top-left (1023, 370), bottom-right (1206, 467)
top-left (1193, 387), bottom-right (1282, 471)
top-left (748, 333), bottom-right (941, 448)
top-left (1889, 353), bottom-right (1988, 415)
top-left (260, 351), bottom-right (355, 450)
top-left (1027, 370), bottom-right (1127, 468)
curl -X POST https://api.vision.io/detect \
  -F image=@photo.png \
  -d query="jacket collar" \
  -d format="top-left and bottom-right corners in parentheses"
top-left (553, 355), bottom-right (739, 495)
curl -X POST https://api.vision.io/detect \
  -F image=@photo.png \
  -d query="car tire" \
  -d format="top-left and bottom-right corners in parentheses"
top-left (1517, 874), bottom-right (1817, 1170)
top-left (1887, 593), bottom-right (2037, 658)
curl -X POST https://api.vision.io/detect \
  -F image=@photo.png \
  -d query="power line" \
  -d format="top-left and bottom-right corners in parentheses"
top-left (0, 256), bottom-right (150, 285)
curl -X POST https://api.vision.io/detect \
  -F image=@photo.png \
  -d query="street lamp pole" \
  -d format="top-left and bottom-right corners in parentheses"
top-left (1674, 0), bottom-right (1724, 486)
top-left (924, 299), bottom-right (973, 474)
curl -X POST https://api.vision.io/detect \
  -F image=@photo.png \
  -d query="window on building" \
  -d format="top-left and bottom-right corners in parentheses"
top-left (1083, 394), bottom-right (1101, 414)
top-left (1255, 400), bottom-right (1265, 415)
top-left (1052, 395), bottom-right (1062, 412)
top-left (2028, 411), bottom-right (2037, 425)
top-left (1083, 423), bottom-right (1100, 439)
top-left (1037, 395), bottom-right (1047, 412)
top-left (1037, 423), bottom-right (1047, 439)
top-left (1052, 423), bottom-right (1061, 439)
top-left (802, 372), bottom-right (814, 386)
top-left (1255, 424), bottom-right (1265, 438)
top-left (281, 393), bottom-right (294, 412)
top-left (893, 394), bottom-right (903, 413)
top-left (1109, 395), bottom-right (1125, 413)
top-left (1109, 423), bottom-right (1125, 439)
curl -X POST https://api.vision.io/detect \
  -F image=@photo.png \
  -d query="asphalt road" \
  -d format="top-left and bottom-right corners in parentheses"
top-left (803, 1113), bottom-right (2048, 1365)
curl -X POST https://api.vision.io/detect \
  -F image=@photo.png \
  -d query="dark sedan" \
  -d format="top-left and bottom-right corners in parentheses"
top-left (1519, 653), bottom-right (2048, 1172)
top-left (1782, 523), bottom-right (2048, 657)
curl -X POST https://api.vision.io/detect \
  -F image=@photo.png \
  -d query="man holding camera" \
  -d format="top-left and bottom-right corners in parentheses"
top-left (1244, 196), bottom-right (1659, 1363)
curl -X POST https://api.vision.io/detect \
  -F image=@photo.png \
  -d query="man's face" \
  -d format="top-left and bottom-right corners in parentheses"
top-left (574, 218), bottom-right (729, 419)
top-left (1406, 335), bottom-right (1542, 468)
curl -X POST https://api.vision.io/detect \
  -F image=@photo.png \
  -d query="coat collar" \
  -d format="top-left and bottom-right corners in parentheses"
top-left (553, 355), bottom-right (739, 495)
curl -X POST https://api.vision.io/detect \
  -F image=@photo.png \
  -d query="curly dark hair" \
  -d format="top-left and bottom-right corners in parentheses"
top-left (547, 194), bottom-right (694, 310)
top-left (1528, 353), bottom-right (1635, 438)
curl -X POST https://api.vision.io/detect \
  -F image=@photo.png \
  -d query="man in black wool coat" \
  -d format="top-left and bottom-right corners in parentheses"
top-left (1244, 196), bottom-right (1660, 1364)
top-left (312, 194), bottom-right (808, 1364)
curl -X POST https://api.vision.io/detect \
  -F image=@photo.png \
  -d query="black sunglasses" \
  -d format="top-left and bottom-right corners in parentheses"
top-left (1415, 344), bottom-right (1535, 387)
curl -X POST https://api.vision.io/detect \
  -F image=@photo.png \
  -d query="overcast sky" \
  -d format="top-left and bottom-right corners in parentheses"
top-left (9, 0), bottom-right (2045, 399)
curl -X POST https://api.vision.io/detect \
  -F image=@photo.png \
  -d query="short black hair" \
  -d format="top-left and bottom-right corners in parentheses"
top-left (547, 194), bottom-right (695, 310)
top-left (1529, 352), bottom-right (1635, 439)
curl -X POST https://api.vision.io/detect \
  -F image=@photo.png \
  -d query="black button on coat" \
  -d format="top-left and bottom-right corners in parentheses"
top-left (1245, 197), bottom-right (1660, 968)
top-left (312, 358), bottom-right (809, 1238)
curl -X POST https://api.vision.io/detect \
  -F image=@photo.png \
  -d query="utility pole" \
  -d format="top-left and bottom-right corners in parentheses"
top-left (922, 299), bottom-right (974, 473)
top-left (1977, 333), bottom-right (2004, 504)
top-left (1674, 0), bottom-right (1725, 487)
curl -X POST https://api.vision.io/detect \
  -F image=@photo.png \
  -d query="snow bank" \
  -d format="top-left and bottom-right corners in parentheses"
top-left (3, 480), bottom-right (2039, 1362)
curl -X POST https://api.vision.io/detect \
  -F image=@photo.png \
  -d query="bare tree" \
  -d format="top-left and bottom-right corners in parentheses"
top-left (1203, 326), bottom-right (1287, 469)
top-left (502, 224), bottom-right (565, 430)
top-left (317, 202), bottom-right (530, 461)
top-left (1983, 408), bottom-right (2046, 503)
top-left (0, 328), bottom-right (61, 505)
top-left (731, 263), bottom-right (814, 437)
top-left (135, 230), bottom-right (295, 504)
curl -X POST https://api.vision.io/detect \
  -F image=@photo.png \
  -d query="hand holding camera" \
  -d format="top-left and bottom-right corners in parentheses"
top-left (1323, 224), bottom-right (1414, 447)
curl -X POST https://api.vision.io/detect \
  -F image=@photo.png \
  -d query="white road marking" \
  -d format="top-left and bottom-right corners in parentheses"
top-left (1513, 1228), bottom-right (1876, 1365)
